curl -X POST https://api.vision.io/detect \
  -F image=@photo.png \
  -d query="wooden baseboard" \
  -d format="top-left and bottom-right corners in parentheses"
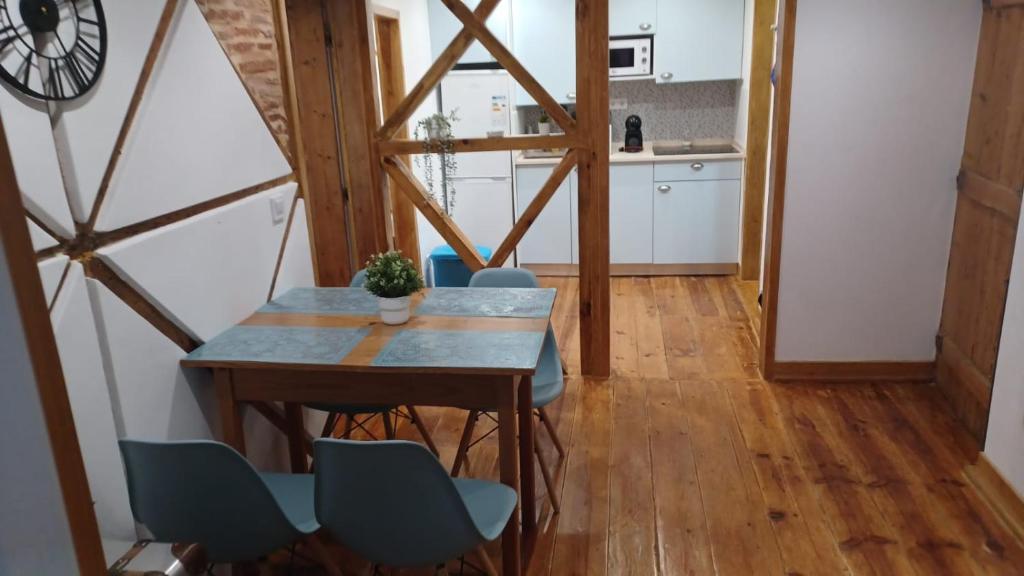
top-left (966, 454), bottom-right (1024, 545)
top-left (522, 263), bottom-right (738, 277)
top-left (769, 361), bottom-right (936, 383)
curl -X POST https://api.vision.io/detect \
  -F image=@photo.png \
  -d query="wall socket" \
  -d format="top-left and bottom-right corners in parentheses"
top-left (270, 193), bottom-right (287, 225)
top-left (610, 98), bottom-right (628, 111)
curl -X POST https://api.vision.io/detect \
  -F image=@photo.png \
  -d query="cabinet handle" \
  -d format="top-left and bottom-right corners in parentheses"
top-left (660, 72), bottom-right (673, 81)
top-left (657, 185), bottom-right (672, 193)
top-left (566, 92), bottom-right (576, 100)
top-left (639, 22), bottom-right (652, 31)
top-left (691, 162), bottom-right (704, 171)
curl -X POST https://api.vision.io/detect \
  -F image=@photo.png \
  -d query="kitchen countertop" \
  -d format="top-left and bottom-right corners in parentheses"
top-left (514, 139), bottom-right (746, 166)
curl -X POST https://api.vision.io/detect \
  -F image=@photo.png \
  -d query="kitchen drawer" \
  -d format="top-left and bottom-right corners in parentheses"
top-left (654, 159), bottom-right (742, 182)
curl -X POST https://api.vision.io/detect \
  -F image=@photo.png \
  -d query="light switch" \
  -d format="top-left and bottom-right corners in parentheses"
top-left (270, 194), bottom-right (287, 224)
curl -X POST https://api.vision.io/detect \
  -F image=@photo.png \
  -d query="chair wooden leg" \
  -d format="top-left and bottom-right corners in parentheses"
top-left (302, 534), bottom-right (343, 576)
top-left (475, 545), bottom-right (498, 576)
top-left (537, 407), bottom-right (565, 458)
top-left (382, 410), bottom-right (396, 440)
top-left (534, 439), bottom-right (561, 513)
top-left (407, 406), bottom-right (441, 457)
top-left (451, 411), bottom-right (478, 477)
top-left (342, 414), bottom-right (354, 439)
top-left (320, 412), bottom-right (339, 438)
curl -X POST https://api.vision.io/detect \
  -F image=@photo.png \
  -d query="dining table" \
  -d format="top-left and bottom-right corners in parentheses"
top-left (181, 285), bottom-right (557, 576)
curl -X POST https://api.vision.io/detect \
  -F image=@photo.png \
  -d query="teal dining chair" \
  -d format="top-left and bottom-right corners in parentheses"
top-left (452, 268), bottom-right (567, 512)
top-left (118, 439), bottom-right (341, 574)
top-left (304, 269), bottom-right (439, 455)
top-left (314, 438), bottom-right (515, 573)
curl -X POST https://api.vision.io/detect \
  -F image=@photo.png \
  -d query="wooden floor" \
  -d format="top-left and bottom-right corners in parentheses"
top-left (279, 276), bottom-right (1024, 576)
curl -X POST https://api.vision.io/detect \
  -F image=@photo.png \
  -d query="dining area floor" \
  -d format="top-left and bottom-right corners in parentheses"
top-left (270, 276), bottom-right (1024, 576)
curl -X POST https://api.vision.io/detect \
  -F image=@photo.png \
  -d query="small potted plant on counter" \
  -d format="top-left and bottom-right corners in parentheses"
top-left (364, 250), bottom-right (424, 325)
top-left (537, 111), bottom-right (551, 135)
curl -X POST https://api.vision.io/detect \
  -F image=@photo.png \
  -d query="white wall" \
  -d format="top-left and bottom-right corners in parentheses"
top-left (733, 0), bottom-right (755, 148)
top-left (984, 222), bottom-right (1024, 495)
top-left (774, 0), bottom-right (981, 361)
top-left (0, 241), bottom-right (79, 576)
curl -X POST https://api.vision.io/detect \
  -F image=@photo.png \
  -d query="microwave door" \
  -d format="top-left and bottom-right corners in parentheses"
top-left (610, 46), bottom-right (636, 74)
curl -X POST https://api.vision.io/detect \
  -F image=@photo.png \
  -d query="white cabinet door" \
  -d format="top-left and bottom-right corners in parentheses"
top-left (511, 0), bottom-right (576, 106)
top-left (570, 169), bottom-right (578, 264)
top-left (516, 165), bottom-right (573, 264)
top-left (450, 179), bottom-right (516, 264)
top-left (655, 0), bottom-right (745, 83)
top-left (610, 0), bottom-right (657, 36)
top-left (610, 164), bottom-right (654, 263)
top-left (428, 0), bottom-right (510, 65)
top-left (653, 179), bottom-right (741, 264)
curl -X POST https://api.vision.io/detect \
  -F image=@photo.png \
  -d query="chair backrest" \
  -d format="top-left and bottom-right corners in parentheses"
top-left (314, 439), bottom-right (483, 567)
top-left (350, 269), bottom-right (368, 288)
top-left (469, 268), bottom-right (562, 378)
top-left (468, 267), bottom-right (539, 289)
top-left (119, 440), bottom-right (300, 563)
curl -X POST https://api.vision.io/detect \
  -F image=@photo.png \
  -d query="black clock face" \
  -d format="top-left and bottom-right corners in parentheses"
top-left (0, 0), bottom-right (106, 101)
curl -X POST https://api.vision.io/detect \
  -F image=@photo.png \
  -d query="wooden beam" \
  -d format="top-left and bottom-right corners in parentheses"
top-left (382, 156), bottom-right (487, 271)
top-left (575, 0), bottom-right (610, 378)
top-left (739, 0), bottom-right (778, 280)
top-left (439, 0), bottom-right (576, 134)
top-left (489, 150), bottom-right (578, 267)
top-left (376, 0), bottom-right (502, 140)
top-left (958, 168), bottom-right (1022, 222)
top-left (0, 119), bottom-right (106, 575)
top-left (283, 0), bottom-right (353, 286)
top-left (379, 134), bottom-right (574, 156)
top-left (326, 0), bottom-right (389, 264)
top-left (374, 12), bottom-right (422, 272)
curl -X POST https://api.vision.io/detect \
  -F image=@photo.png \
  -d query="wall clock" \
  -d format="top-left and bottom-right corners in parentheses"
top-left (0, 0), bottom-right (107, 101)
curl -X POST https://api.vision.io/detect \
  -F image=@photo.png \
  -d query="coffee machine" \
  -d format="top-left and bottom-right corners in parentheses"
top-left (624, 114), bottom-right (643, 152)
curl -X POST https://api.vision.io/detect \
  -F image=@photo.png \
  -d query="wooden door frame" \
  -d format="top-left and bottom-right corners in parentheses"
top-left (0, 121), bottom-right (106, 574)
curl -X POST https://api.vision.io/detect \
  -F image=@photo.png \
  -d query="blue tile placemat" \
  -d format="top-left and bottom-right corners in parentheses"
top-left (372, 330), bottom-right (545, 370)
top-left (186, 325), bottom-right (369, 365)
top-left (415, 288), bottom-right (556, 318)
top-left (260, 287), bottom-right (379, 316)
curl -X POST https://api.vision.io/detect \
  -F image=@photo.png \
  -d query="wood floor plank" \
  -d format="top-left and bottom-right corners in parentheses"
top-left (632, 278), bottom-right (669, 379)
top-left (611, 278), bottom-right (640, 377)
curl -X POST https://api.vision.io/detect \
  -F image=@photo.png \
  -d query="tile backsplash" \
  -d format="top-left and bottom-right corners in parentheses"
top-left (518, 79), bottom-right (739, 142)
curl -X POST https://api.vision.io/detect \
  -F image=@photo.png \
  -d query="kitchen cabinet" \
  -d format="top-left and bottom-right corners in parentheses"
top-left (428, 0), bottom-right (510, 66)
top-left (655, 0), bottom-right (745, 84)
top-left (653, 163), bottom-right (741, 264)
top-left (610, 0), bottom-right (657, 36)
top-left (609, 164), bottom-right (654, 263)
top-left (515, 164), bottom-right (574, 264)
top-left (510, 0), bottom-right (576, 106)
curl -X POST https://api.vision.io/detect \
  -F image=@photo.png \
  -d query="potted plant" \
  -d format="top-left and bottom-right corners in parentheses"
top-left (363, 250), bottom-right (425, 325)
top-left (537, 111), bottom-right (551, 135)
top-left (414, 109), bottom-right (460, 215)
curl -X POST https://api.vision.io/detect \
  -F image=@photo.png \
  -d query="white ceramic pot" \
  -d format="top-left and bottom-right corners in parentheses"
top-left (378, 296), bottom-right (411, 325)
top-left (537, 121), bottom-right (551, 135)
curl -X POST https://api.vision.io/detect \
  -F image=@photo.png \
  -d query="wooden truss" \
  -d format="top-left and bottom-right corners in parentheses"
top-left (367, 0), bottom-right (611, 376)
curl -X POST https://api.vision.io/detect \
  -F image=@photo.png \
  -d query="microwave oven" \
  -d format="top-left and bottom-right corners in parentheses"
top-left (609, 36), bottom-right (652, 78)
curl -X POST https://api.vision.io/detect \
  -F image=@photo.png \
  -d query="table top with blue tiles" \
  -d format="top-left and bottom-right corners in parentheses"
top-left (182, 287), bottom-right (555, 374)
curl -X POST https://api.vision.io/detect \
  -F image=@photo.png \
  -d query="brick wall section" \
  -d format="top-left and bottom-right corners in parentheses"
top-left (197, 0), bottom-right (291, 158)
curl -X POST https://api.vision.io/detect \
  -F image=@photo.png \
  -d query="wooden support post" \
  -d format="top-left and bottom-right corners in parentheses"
top-left (739, 0), bottom-right (779, 281)
top-left (282, 0), bottom-right (352, 286)
top-left (326, 0), bottom-right (389, 264)
top-left (575, 0), bottom-right (611, 378)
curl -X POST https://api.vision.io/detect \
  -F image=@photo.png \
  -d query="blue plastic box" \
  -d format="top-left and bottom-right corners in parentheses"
top-left (428, 245), bottom-right (493, 287)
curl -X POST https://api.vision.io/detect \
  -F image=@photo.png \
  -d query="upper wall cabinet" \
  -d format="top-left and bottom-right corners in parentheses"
top-left (655, 0), bottom-right (745, 83)
top-left (428, 0), bottom-right (511, 65)
top-left (511, 0), bottom-right (577, 106)
top-left (610, 0), bottom-right (657, 37)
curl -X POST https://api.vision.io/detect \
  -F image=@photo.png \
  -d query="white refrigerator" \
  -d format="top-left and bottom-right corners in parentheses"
top-left (419, 71), bottom-right (516, 269)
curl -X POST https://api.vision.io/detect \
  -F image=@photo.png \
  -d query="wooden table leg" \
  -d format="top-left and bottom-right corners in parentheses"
top-left (284, 403), bottom-right (307, 472)
top-left (518, 375), bottom-right (537, 559)
top-left (214, 368), bottom-right (246, 455)
top-left (497, 377), bottom-right (521, 576)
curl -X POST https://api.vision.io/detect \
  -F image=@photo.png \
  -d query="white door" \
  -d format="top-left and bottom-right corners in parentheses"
top-left (440, 73), bottom-right (513, 178)
top-left (653, 179), bottom-right (741, 263)
top-left (428, 0), bottom-right (510, 65)
top-left (449, 178), bottom-right (516, 267)
top-left (516, 165), bottom-right (573, 264)
top-left (610, 164), bottom-right (654, 263)
top-left (655, 0), bottom-right (745, 84)
top-left (511, 0), bottom-right (576, 106)
top-left (610, 0), bottom-right (657, 36)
